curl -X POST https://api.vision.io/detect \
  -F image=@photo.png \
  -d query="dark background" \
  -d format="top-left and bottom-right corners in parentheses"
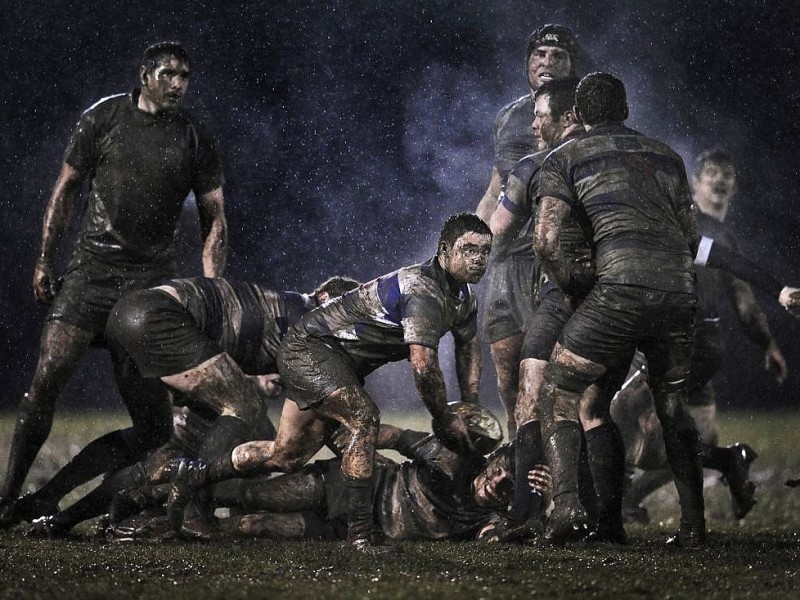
top-left (1, 0), bottom-right (798, 418)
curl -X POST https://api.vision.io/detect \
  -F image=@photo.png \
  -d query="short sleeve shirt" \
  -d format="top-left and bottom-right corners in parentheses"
top-left (538, 124), bottom-right (695, 293)
top-left (291, 258), bottom-right (478, 376)
top-left (65, 90), bottom-right (224, 268)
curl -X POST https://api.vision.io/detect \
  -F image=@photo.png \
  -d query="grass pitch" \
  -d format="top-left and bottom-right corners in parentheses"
top-left (0, 410), bottom-right (798, 599)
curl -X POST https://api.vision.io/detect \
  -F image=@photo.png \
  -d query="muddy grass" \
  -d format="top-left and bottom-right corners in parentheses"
top-left (0, 410), bottom-right (798, 599)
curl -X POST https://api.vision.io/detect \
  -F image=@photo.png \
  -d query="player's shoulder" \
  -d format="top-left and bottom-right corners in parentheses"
top-left (509, 149), bottom-right (547, 181)
top-left (78, 92), bottom-right (130, 126)
top-left (495, 94), bottom-right (532, 125)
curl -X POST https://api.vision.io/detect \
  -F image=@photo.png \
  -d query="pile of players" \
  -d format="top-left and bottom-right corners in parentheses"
top-left (1, 32), bottom-right (798, 551)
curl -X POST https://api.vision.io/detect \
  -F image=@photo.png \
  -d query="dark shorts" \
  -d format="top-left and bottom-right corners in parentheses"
top-left (561, 283), bottom-right (697, 382)
top-left (106, 288), bottom-right (221, 378)
top-left (520, 288), bottom-right (573, 361)
top-left (277, 331), bottom-right (361, 409)
top-left (49, 258), bottom-right (173, 337)
top-left (481, 255), bottom-right (537, 344)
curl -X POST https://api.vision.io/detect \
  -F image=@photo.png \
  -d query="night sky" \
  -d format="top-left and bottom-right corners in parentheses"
top-left (1, 0), bottom-right (798, 415)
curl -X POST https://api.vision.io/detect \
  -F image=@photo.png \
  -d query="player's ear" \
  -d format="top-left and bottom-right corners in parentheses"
top-left (562, 109), bottom-right (577, 126)
top-left (140, 66), bottom-right (149, 85)
top-left (439, 242), bottom-right (450, 257)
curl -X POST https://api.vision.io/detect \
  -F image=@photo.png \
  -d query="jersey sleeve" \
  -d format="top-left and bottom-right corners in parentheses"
top-left (401, 288), bottom-right (448, 349)
top-left (63, 110), bottom-right (99, 176)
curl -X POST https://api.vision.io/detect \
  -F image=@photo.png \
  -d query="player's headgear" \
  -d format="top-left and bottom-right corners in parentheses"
top-left (433, 401), bottom-right (504, 455)
top-left (526, 24), bottom-right (580, 66)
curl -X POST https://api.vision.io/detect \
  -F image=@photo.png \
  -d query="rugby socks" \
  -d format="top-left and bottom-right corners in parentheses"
top-left (508, 420), bottom-right (543, 523)
top-left (26, 429), bottom-right (141, 507)
top-left (585, 422), bottom-right (627, 538)
top-left (540, 420), bottom-right (588, 544)
top-left (700, 443), bottom-right (730, 472)
top-left (577, 432), bottom-right (599, 528)
top-left (202, 416), bottom-right (252, 482)
top-left (661, 424), bottom-right (705, 530)
top-left (544, 421), bottom-right (584, 501)
top-left (343, 475), bottom-right (374, 545)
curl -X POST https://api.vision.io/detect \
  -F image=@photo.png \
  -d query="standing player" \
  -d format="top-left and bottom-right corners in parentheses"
top-left (0, 41), bottom-right (227, 525)
top-left (476, 25), bottom-right (581, 436)
top-left (620, 149), bottom-right (789, 522)
top-left (164, 213), bottom-right (493, 550)
top-left (488, 76), bottom-right (615, 541)
top-left (534, 73), bottom-right (704, 547)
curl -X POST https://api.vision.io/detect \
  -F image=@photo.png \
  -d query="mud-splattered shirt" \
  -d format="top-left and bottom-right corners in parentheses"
top-left (290, 257), bottom-right (478, 377)
top-left (538, 124), bottom-right (695, 293)
top-left (374, 433), bottom-right (496, 540)
top-left (501, 130), bottom-right (592, 289)
top-left (166, 277), bottom-right (316, 375)
top-left (492, 94), bottom-right (538, 259)
top-left (64, 89), bottom-right (224, 269)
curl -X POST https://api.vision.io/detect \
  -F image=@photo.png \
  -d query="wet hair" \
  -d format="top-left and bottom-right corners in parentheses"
top-left (575, 72), bottom-right (629, 126)
top-left (693, 148), bottom-right (737, 178)
top-left (141, 41), bottom-right (191, 73)
top-left (437, 213), bottom-right (492, 255)
top-left (487, 442), bottom-right (515, 475)
top-left (312, 276), bottom-right (360, 299)
top-left (525, 24), bottom-right (580, 76)
top-left (533, 76), bottom-right (581, 121)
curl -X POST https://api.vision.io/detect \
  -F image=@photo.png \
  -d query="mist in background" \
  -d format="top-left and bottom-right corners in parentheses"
top-left (1, 0), bottom-right (798, 419)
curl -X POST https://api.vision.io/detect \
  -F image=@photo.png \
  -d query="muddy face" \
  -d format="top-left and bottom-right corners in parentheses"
top-left (440, 231), bottom-right (492, 284)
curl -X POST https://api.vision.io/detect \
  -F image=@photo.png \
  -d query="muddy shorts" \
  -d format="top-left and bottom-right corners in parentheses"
top-left (560, 283), bottom-right (697, 381)
top-left (481, 255), bottom-right (537, 344)
top-left (48, 258), bottom-right (173, 338)
top-left (277, 331), bottom-right (361, 409)
top-left (106, 288), bottom-right (221, 378)
top-left (520, 287), bottom-right (573, 361)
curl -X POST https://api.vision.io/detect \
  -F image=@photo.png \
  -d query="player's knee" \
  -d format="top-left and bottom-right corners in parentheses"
top-left (543, 361), bottom-right (597, 395)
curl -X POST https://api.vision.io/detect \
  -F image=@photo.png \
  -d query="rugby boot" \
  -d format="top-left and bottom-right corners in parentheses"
top-left (25, 514), bottom-right (72, 539)
top-left (665, 521), bottom-right (706, 548)
top-left (721, 443), bottom-right (758, 519)
top-left (539, 422), bottom-right (588, 546)
top-left (0, 493), bottom-right (59, 529)
top-left (166, 458), bottom-right (209, 533)
top-left (478, 510), bottom-right (544, 543)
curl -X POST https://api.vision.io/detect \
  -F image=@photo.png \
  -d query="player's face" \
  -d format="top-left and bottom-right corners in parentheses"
top-left (532, 94), bottom-right (561, 150)
top-left (472, 461), bottom-right (514, 509)
top-left (693, 161), bottom-right (737, 217)
top-left (441, 231), bottom-right (492, 284)
top-left (527, 45), bottom-right (572, 90)
top-left (141, 55), bottom-right (190, 112)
